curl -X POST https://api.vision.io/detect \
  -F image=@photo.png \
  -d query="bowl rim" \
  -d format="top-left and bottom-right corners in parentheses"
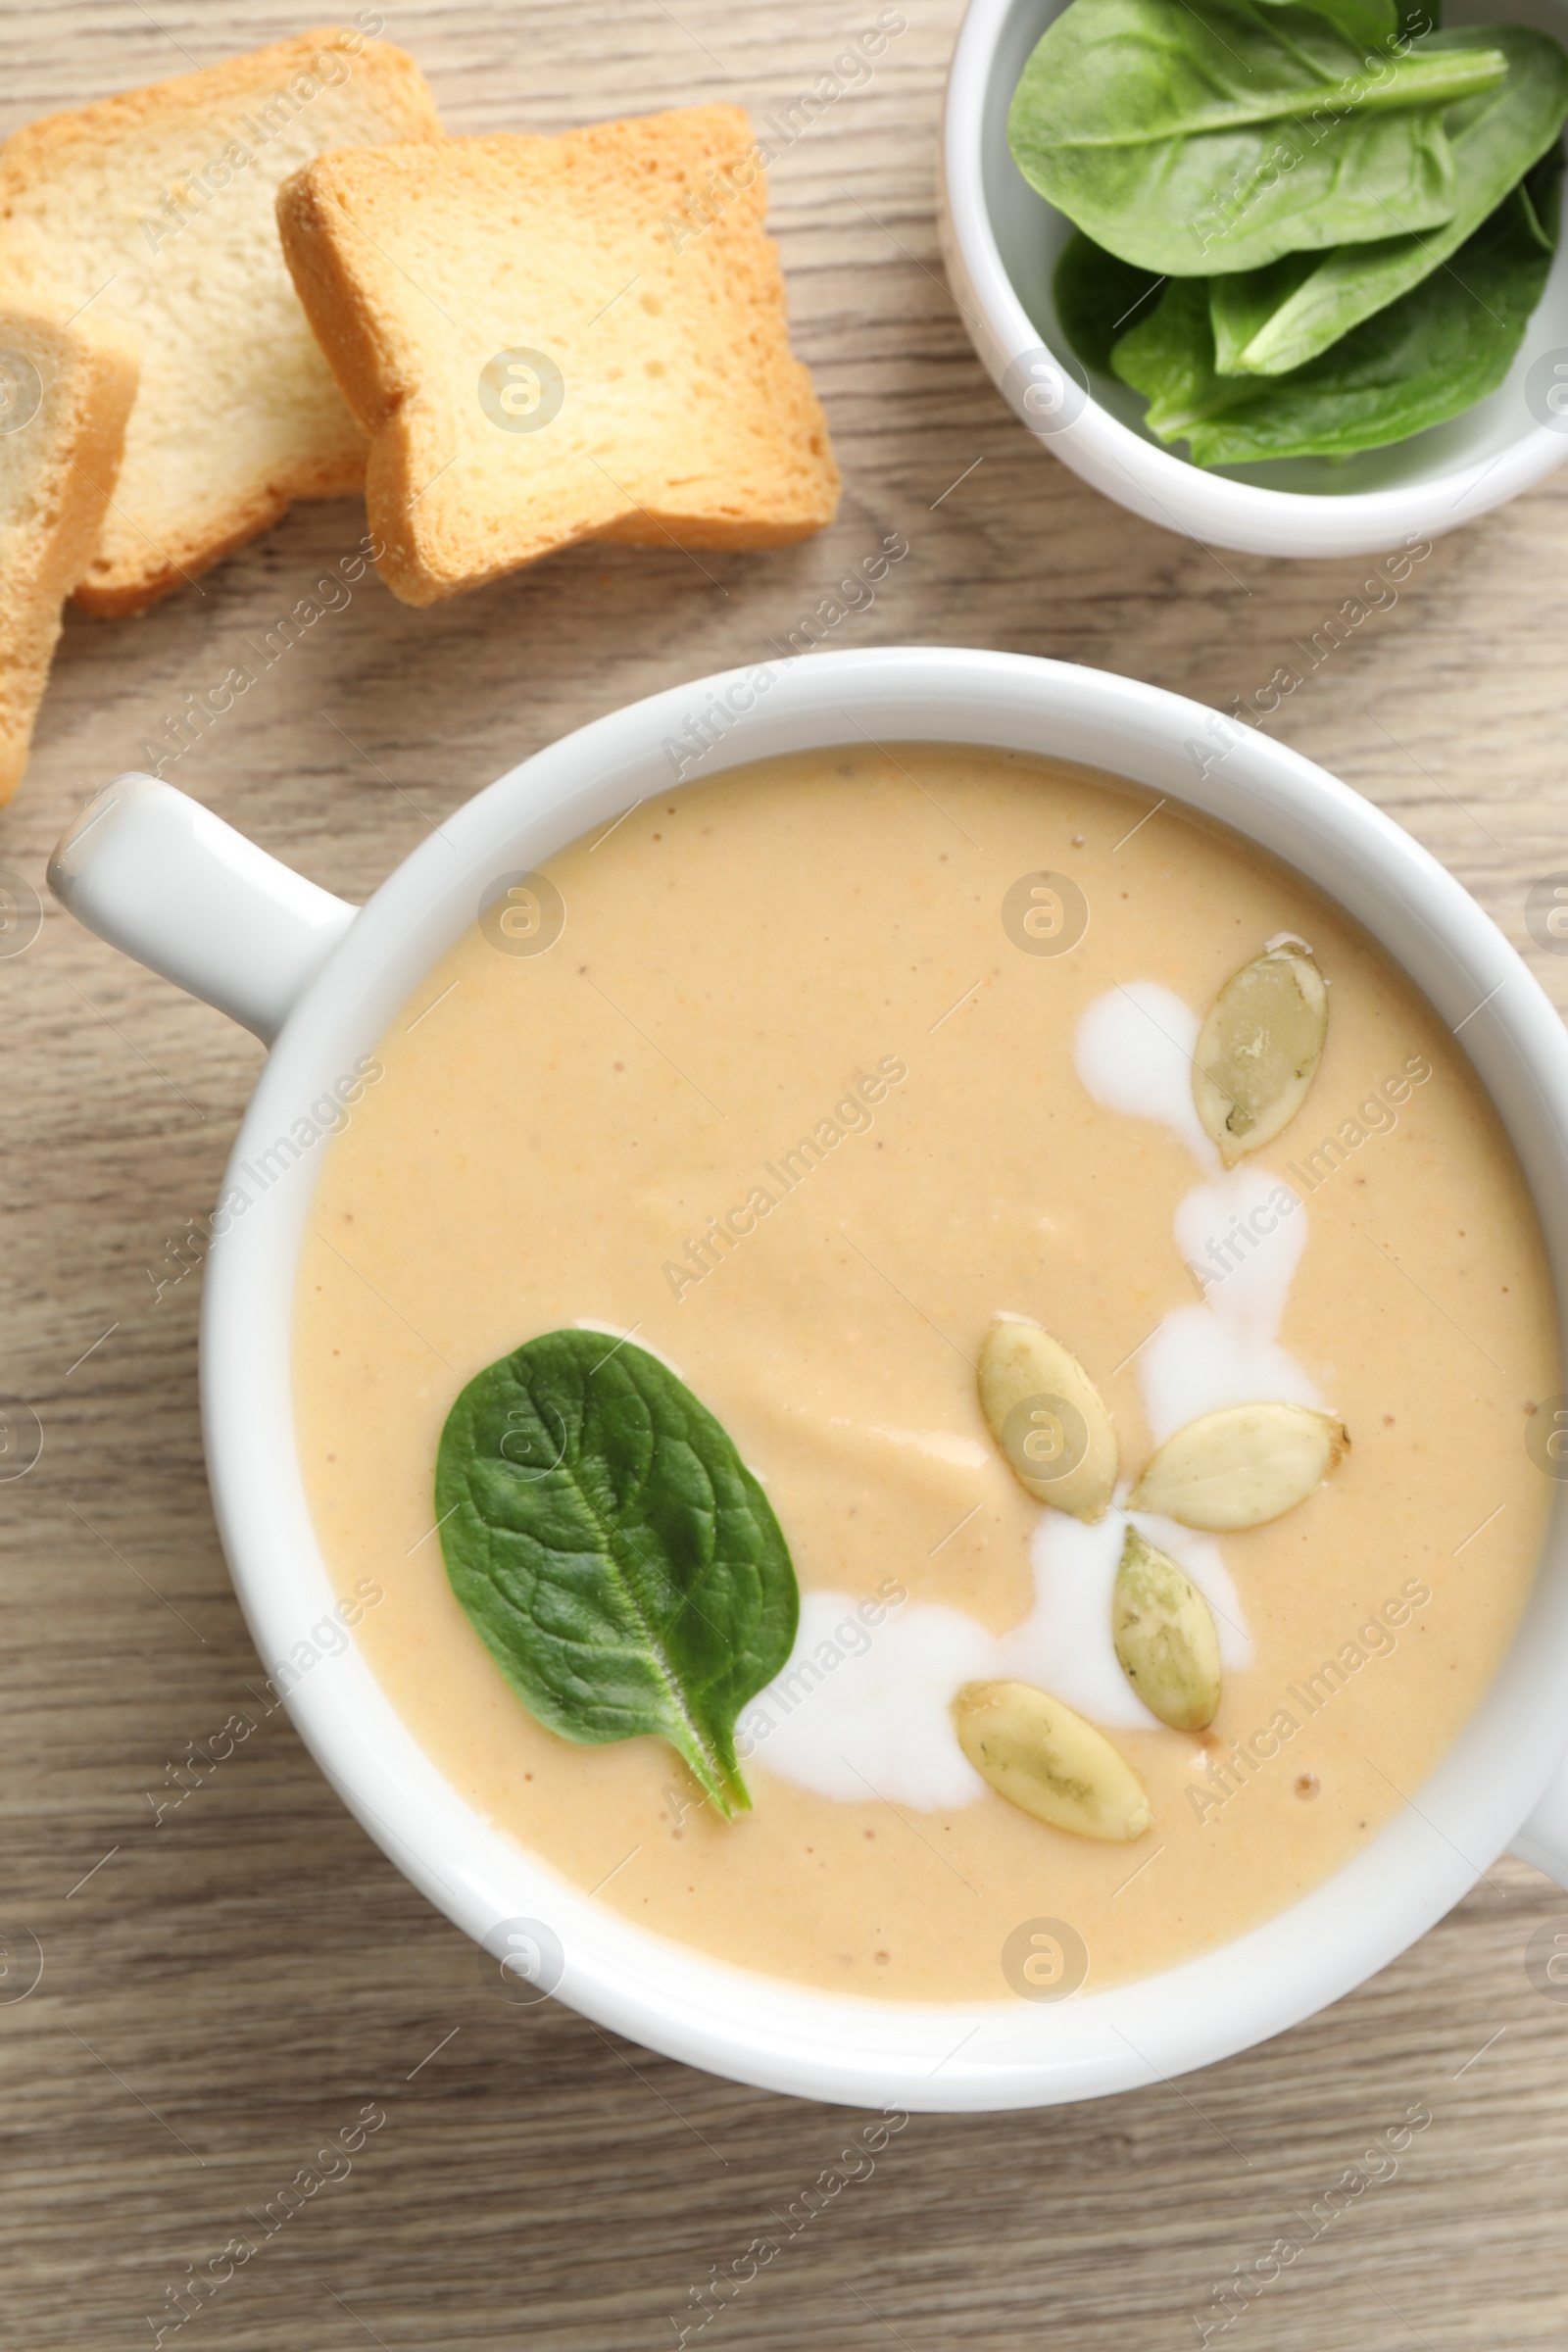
top-left (202, 644), bottom-right (1568, 2109)
top-left (939, 0), bottom-right (1568, 557)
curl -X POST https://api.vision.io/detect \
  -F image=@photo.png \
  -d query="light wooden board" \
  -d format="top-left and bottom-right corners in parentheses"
top-left (6, 3), bottom-right (1568, 2345)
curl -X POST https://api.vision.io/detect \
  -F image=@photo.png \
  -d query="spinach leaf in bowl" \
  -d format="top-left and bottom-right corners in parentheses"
top-left (1253, 0), bottom-right (1399, 45)
top-left (1054, 230), bottom-right (1166, 372)
top-left (1210, 25), bottom-right (1568, 373)
top-left (1110, 160), bottom-right (1560, 464)
top-left (1006, 0), bottom-right (1507, 276)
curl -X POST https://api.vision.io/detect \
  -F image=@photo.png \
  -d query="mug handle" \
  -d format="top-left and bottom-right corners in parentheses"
top-left (47, 774), bottom-right (357, 1046)
top-left (1511, 1758), bottom-right (1568, 1886)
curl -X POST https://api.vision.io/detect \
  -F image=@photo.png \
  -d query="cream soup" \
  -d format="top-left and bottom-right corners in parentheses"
top-left (294, 747), bottom-right (1556, 2002)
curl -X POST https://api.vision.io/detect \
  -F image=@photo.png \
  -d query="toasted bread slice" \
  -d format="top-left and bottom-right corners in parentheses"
top-left (0, 28), bottom-right (442, 616)
top-left (0, 313), bottom-right (136, 804)
top-left (276, 107), bottom-right (840, 605)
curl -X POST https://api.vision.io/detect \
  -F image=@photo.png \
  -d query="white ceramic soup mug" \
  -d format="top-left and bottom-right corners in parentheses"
top-left (47, 647), bottom-right (1568, 2111)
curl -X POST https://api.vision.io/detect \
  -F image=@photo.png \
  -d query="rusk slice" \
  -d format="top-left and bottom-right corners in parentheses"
top-left (276, 107), bottom-right (841, 604)
top-left (0, 28), bottom-right (442, 615)
top-left (0, 314), bottom-right (136, 805)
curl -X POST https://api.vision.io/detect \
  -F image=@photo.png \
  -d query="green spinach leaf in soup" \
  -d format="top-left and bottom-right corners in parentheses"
top-left (1209, 25), bottom-right (1568, 373)
top-left (436, 1329), bottom-right (800, 1817)
top-left (1110, 161), bottom-right (1561, 464)
top-left (1006, 0), bottom-right (1506, 277)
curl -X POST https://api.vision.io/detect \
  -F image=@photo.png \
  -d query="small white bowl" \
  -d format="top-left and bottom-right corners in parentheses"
top-left (940, 0), bottom-right (1568, 555)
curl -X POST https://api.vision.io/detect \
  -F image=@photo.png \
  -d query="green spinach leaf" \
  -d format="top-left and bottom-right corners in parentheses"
top-left (1054, 229), bottom-right (1166, 371)
top-left (1111, 167), bottom-right (1557, 463)
top-left (1210, 26), bottom-right (1568, 371)
top-left (1200, 252), bottom-right (1320, 373)
top-left (1519, 161), bottom-right (1559, 249)
top-left (1007, 0), bottom-right (1506, 276)
top-left (436, 1329), bottom-right (799, 1817)
top-left (1253, 0), bottom-right (1396, 50)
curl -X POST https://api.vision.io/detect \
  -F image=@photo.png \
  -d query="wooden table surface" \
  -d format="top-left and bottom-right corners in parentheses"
top-left (8, 3), bottom-right (1568, 2346)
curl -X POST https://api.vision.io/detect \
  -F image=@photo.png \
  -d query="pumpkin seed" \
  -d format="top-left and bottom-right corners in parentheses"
top-left (1193, 945), bottom-right (1328, 1167)
top-left (1130, 1400), bottom-right (1348, 1531)
top-left (1113, 1527), bottom-right (1222, 1732)
top-left (977, 1318), bottom-right (1118, 1521)
top-left (954, 1678), bottom-right (1152, 1841)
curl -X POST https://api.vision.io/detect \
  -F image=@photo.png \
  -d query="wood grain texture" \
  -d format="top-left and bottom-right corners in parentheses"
top-left (5, 4), bottom-right (1568, 2346)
